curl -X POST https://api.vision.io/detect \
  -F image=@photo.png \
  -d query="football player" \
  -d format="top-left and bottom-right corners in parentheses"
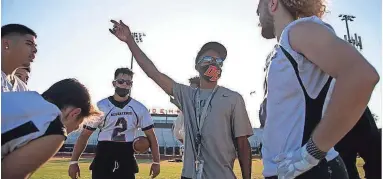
top-left (14, 66), bottom-right (30, 85)
top-left (1, 24), bottom-right (37, 92)
top-left (2, 78), bottom-right (102, 179)
top-left (68, 68), bottom-right (160, 179)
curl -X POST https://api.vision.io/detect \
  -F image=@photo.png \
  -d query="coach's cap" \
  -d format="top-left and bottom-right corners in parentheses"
top-left (195, 42), bottom-right (227, 64)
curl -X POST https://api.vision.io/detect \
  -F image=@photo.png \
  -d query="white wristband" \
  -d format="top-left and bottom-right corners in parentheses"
top-left (152, 162), bottom-right (160, 165)
top-left (69, 161), bottom-right (79, 165)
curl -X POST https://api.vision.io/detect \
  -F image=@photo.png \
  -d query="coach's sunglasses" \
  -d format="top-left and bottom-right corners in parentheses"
top-left (197, 56), bottom-right (224, 67)
top-left (114, 79), bottom-right (133, 85)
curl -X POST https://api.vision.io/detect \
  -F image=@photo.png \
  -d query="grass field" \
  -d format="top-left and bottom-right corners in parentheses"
top-left (31, 158), bottom-right (366, 179)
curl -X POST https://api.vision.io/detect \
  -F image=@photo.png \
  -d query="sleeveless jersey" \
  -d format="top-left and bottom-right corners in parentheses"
top-left (261, 16), bottom-right (339, 177)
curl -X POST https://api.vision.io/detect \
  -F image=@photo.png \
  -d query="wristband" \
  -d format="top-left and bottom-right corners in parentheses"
top-left (306, 137), bottom-right (327, 160)
top-left (69, 161), bottom-right (79, 165)
top-left (152, 162), bottom-right (160, 165)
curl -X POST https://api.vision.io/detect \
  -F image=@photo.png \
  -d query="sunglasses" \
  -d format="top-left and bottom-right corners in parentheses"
top-left (197, 56), bottom-right (224, 66)
top-left (114, 79), bottom-right (133, 85)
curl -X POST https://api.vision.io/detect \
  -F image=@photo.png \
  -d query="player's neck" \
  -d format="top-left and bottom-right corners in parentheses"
top-left (199, 79), bottom-right (217, 89)
top-left (275, 14), bottom-right (295, 41)
top-left (113, 94), bottom-right (130, 102)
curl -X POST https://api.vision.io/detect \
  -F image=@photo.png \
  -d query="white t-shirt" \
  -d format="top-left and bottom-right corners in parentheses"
top-left (84, 97), bottom-right (154, 142)
top-left (1, 71), bottom-right (28, 92)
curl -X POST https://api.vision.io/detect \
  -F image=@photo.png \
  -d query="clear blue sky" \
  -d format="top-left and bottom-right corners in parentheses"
top-left (2, 0), bottom-right (381, 127)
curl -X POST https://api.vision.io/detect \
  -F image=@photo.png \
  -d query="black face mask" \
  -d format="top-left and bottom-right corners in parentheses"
top-left (198, 64), bottom-right (222, 82)
top-left (115, 87), bottom-right (130, 97)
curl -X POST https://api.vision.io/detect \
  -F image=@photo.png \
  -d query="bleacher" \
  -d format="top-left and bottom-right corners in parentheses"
top-left (59, 110), bottom-right (263, 156)
top-left (61, 127), bottom-right (262, 156)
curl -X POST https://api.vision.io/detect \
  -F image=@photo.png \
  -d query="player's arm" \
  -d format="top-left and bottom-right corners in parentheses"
top-left (232, 94), bottom-right (253, 179)
top-left (289, 22), bottom-right (380, 152)
top-left (110, 20), bottom-right (175, 95)
top-left (68, 117), bottom-right (100, 179)
top-left (140, 110), bottom-right (160, 163)
top-left (143, 129), bottom-right (160, 163)
top-left (2, 135), bottom-right (65, 179)
top-left (70, 127), bottom-right (94, 162)
top-left (140, 108), bottom-right (160, 178)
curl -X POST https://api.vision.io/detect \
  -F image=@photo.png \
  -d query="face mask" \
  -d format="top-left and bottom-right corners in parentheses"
top-left (198, 64), bottom-right (222, 82)
top-left (115, 87), bottom-right (130, 97)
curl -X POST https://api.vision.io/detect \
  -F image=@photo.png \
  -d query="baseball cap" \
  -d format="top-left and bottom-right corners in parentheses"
top-left (195, 42), bottom-right (227, 64)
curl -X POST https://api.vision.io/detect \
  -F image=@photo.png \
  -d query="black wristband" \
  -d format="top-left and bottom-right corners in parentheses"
top-left (306, 138), bottom-right (327, 160)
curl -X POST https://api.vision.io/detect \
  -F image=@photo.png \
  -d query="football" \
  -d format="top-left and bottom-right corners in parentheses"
top-left (133, 136), bottom-right (150, 154)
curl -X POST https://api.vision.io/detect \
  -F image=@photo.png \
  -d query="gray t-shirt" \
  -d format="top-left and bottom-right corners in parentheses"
top-left (172, 82), bottom-right (253, 179)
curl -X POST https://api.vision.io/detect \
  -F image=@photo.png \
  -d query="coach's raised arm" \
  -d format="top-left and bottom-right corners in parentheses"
top-left (109, 20), bottom-right (175, 96)
top-left (109, 19), bottom-right (254, 179)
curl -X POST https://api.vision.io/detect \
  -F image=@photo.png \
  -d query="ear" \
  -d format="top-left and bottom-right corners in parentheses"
top-left (69, 108), bottom-right (81, 119)
top-left (112, 81), bottom-right (116, 87)
top-left (269, 0), bottom-right (278, 13)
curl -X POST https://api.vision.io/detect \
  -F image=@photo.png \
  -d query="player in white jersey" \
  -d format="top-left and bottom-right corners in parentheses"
top-left (171, 76), bottom-right (200, 144)
top-left (257, 0), bottom-right (379, 178)
top-left (14, 66), bottom-right (30, 85)
top-left (69, 68), bottom-right (160, 179)
top-left (171, 76), bottom-right (200, 161)
top-left (2, 78), bottom-right (102, 179)
top-left (1, 24), bottom-right (37, 92)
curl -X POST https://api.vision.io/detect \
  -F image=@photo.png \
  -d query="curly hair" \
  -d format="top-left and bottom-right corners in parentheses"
top-left (280, 0), bottom-right (327, 19)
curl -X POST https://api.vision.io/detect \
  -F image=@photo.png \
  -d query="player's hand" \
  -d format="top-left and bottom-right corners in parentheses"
top-left (273, 144), bottom-right (320, 179)
top-left (149, 163), bottom-right (160, 178)
top-left (109, 20), bottom-right (132, 42)
top-left (68, 163), bottom-right (81, 179)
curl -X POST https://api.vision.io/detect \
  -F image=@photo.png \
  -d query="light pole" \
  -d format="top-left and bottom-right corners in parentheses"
top-left (339, 14), bottom-right (363, 50)
top-left (129, 32), bottom-right (145, 96)
top-left (130, 32), bottom-right (146, 70)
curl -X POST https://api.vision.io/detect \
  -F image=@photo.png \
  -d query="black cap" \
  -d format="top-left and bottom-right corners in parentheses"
top-left (195, 42), bottom-right (227, 64)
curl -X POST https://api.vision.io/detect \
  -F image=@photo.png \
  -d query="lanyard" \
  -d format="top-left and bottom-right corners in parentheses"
top-left (194, 85), bottom-right (219, 157)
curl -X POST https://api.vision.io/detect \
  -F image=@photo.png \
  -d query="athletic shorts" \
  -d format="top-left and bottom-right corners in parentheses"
top-left (90, 141), bottom-right (138, 179)
top-left (265, 156), bottom-right (349, 179)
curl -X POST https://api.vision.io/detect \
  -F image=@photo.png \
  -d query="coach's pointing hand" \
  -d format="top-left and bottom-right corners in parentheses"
top-left (109, 20), bottom-right (132, 42)
top-left (150, 163), bottom-right (160, 178)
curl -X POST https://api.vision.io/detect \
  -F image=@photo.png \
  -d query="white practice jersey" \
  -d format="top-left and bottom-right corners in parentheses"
top-left (1, 71), bottom-right (28, 92)
top-left (84, 97), bottom-right (154, 142)
top-left (1, 92), bottom-right (66, 158)
top-left (261, 16), bottom-right (339, 176)
top-left (173, 112), bottom-right (184, 141)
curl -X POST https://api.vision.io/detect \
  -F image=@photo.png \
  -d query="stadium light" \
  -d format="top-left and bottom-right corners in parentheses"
top-left (339, 14), bottom-right (363, 50)
top-left (250, 91), bottom-right (256, 96)
top-left (130, 32), bottom-right (146, 70)
top-left (129, 32), bottom-right (146, 96)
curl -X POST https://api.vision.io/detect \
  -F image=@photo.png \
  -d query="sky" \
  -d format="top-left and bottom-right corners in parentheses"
top-left (2, 0), bottom-right (382, 128)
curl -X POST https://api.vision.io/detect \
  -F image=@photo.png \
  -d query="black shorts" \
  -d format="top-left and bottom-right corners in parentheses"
top-left (90, 141), bottom-right (138, 179)
top-left (265, 156), bottom-right (349, 179)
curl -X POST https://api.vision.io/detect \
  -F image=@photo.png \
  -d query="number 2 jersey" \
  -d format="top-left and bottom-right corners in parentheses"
top-left (1, 92), bottom-right (67, 158)
top-left (83, 96), bottom-right (154, 142)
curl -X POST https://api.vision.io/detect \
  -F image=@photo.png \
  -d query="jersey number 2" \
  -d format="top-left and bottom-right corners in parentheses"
top-left (111, 117), bottom-right (127, 142)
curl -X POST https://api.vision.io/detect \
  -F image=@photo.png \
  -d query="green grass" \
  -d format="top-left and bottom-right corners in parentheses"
top-left (31, 157), bottom-right (366, 179)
